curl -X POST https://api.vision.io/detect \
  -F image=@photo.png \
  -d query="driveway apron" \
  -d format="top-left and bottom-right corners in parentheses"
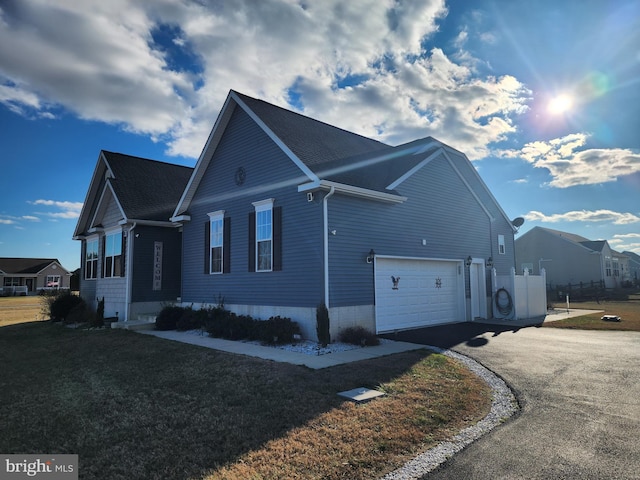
top-left (386, 324), bottom-right (640, 479)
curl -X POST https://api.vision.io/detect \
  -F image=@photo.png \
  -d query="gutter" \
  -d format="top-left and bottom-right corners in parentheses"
top-left (323, 187), bottom-right (336, 308)
top-left (124, 222), bottom-right (137, 322)
top-left (299, 180), bottom-right (406, 204)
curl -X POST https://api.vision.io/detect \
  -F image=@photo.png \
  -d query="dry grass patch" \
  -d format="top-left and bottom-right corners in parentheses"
top-left (545, 293), bottom-right (640, 332)
top-left (0, 322), bottom-right (491, 480)
top-left (0, 295), bottom-right (48, 326)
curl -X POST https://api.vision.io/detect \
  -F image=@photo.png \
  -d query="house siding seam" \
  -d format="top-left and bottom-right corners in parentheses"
top-left (180, 105), bottom-right (324, 309)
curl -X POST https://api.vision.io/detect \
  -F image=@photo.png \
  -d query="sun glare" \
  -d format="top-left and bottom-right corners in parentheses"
top-left (547, 94), bottom-right (573, 115)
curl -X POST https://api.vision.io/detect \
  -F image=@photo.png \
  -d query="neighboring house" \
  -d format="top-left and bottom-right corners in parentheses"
top-left (73, 151), bottom-right (193, 320)
top-left (0, 258), bottom-right (72, 295)
top-left (515, 226), bottom-right (629, 289)
top-left (170, 90), bottom-right (520, 340)
top-left (623, 251), bottom-right (640, 285)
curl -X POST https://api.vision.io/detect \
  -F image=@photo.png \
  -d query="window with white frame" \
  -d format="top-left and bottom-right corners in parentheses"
top-left (498, 234), bottom-right (506, 255)
top-left (46, 275), bottom-right (60, 288)
top-left (605, 257), bottom-right (612, 276)
top-left (208, 211), bottom-right (224, 274)
top-left (85, 238), bottom-right (99, 279)
top-left (253, 199), bottom-right (273, 272)
top-left (104, 230), bottom-right (123, 277)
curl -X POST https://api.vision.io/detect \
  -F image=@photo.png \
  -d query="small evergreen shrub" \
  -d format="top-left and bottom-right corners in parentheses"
top-left (50, 292), bottom-right (85, 323)
top-left (176, 306), bottom-right (198, 331)
top-left (259, 316), bottom-right (301, 345)
top-left (316, 303), bottom-right (330, 347)
top-left (204, 307), bottom-right (232, 338)
top-left (339, 326), bottom-right (380, 346)
top-left (65, 302), bottom-right (94, 325)
top-left (155, 305), bottom-right (186, 331)
top-left (204, 309), bottom-right (300, 345)
top-left (91, 297), bottom-right (105, 328)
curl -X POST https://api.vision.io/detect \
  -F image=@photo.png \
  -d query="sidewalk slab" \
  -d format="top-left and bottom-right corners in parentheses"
top-left (138, 329), bottom-right (426, 369)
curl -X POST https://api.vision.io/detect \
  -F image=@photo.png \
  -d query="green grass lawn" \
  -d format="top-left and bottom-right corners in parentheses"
top-left (544, 291), bottom-right (640, 331)
top-left (0, 322), bottom-right (491, 480)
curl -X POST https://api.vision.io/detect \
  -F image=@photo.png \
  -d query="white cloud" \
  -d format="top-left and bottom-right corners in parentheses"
top-left (29, 200), bottom-right (83, 219)
top-left (0, 218), bottom-right (16, 225)
top-left (524, 209), bottom-right (640, 225)
top-left (499, 133), bottom-right (640, 187)
top-left (0, 0), bottom-right (532, 160)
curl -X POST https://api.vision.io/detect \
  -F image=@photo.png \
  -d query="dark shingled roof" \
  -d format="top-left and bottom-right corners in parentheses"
top-left (233, 91), bottom-right (391, 170)
top-left (103, 152), bottom-right (193, 222)
top-left (0, 258), bottom-right (62, 274)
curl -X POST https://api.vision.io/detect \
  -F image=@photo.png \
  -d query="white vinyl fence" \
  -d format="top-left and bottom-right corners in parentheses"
top-left (491, 268), bottom-right (547, 320)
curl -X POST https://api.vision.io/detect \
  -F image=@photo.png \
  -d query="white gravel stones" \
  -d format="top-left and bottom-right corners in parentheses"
top-left (382, 346), bottom-right (518, 480)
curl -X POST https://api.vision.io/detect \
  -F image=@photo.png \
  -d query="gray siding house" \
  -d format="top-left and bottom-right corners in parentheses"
top-left (0, 258), bottom-right (72, 295)
top-left (73, 152), bottom-right (192, 320)
top-left (515, 226), bottom-right (629, 289)
top-left (172, 91), bottom-right (519, 339)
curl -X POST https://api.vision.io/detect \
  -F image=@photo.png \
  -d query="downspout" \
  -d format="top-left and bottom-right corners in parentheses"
top-left (125, 222), bottom-right (136, 321)
top-left (323, 187), bottom-right (336, 308)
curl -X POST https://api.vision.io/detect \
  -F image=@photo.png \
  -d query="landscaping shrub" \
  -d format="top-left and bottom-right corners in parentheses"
top-left (90, 297), bottom-right (105, 328)
top-left (339, 326), bottom-right (380, 346)
top-left (205, 309), bottom-right (300, 345)
top-left (176, 307), bottom-right (198, 331)
top-left (316, 303), bottom-right (330, 347)
top-left (65, 302), bottom-right (95, 326)
top-left (155, 306), bottom-right (186, 331)
top-left (258, 316), bottom-right (301, 345)
top-left (50, 292), bottom-right (85, 323)
top-left (204, 307), bottom-right (232, 337)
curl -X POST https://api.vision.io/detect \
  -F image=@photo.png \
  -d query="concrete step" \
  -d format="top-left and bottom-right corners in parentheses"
top-left (111, 319), bottom-right (156, 331)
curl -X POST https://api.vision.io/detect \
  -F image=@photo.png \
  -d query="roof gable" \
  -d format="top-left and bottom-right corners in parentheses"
top-left (0, 258), bottom-right (67, 275)
top-left (174, 90), bottom-right (395, 216)
top-left (174, 90), bottom-right (515, 228)
top-left (75, 152), bottom-right (193, 237)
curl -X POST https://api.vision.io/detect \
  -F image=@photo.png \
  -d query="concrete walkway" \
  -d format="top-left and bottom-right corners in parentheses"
top-left (139, 329), bottom-right (425, 369)
top-left (138, 308), bottom-right (602, 369)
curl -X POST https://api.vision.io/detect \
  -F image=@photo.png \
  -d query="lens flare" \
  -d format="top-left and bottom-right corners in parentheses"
top-left (547, 94), bottom-right (573, 114)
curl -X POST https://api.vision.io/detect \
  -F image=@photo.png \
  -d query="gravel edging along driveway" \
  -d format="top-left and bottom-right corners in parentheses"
top-left (383, 347), bottom-right (519, 480)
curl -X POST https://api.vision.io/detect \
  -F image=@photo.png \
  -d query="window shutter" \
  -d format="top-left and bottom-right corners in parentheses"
top-left (120, 232), bottom-right (126, 277)
top-left (204, 221), bottom-right (210, 274)
top-left (223, 217), bottom-right (231, 274)
top-left (248, 211), bottom-right (256, 272)
top-left (273, 206), bottom-right (282, 271)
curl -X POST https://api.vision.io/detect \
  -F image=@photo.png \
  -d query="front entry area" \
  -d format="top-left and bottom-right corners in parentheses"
top-left (374, 256), bottom-right (465, 333)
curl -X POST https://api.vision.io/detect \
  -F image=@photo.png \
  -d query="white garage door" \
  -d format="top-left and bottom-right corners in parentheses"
top-left (375, 257), bottom-right (465, 333)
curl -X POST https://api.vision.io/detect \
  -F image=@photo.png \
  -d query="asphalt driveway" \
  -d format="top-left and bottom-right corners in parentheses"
top-left (385, 323), bottom-right (640, 479)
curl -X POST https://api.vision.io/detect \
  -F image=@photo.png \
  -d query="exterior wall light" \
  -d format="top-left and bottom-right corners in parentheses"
top-left (465, 256), bottom-right (472, 267)
top-left (486, 256), bottom-right (494, 268)
top-left (367, 249), bottom-right (376, 264)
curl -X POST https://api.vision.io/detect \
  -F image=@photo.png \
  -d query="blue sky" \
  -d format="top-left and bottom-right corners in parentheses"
top-left (1, 0), bottom-right (639, 271)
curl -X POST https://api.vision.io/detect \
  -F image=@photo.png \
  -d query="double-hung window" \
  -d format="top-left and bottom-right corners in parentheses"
top-left (46, 275), bottom-right (60, 288)
top-left (249, 199), bottom-right (282, 272)
top-left (85, 238), bottom-right (99, 279)
top-left (104, 230), bottom-right (123, 277)
top-left (498, 235), bottom-right (506, 255)
top-left (254, 200), bottom-right (273, 272)
top-left (208, 211), bottom-right (225, 274)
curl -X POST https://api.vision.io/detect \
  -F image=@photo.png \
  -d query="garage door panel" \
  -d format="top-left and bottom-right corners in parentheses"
top-left (375, 257), bottom-right (464, 333)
